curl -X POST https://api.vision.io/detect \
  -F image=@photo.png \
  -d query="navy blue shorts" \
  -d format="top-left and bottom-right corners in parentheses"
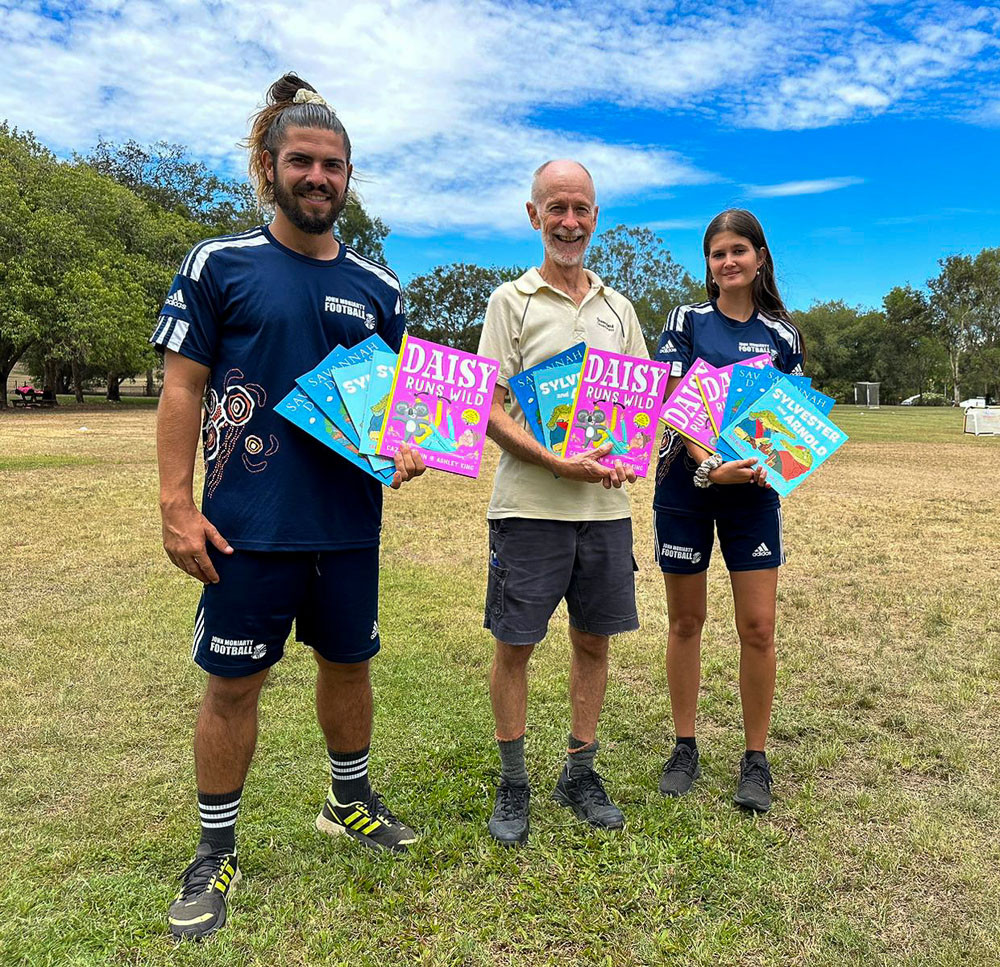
top-left (192, 546), bottom-right (381, 678)
top-left (484, 517), bottom-right (640, 646)
top-left (653, 505), bottom-right (785, 574)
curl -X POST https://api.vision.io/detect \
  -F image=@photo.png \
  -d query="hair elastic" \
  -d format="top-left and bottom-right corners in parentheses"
top-left (292, 89), bottom-right (330, 109)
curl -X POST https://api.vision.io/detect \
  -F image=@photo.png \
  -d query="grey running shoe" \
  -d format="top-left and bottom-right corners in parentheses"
top-left (733, 755), bottom-right (773, 813)
top-left (488, 779), bottom-right (530, 845)
top-left (316, 788), bottom-right (418, 854)
top-left (168, 851), bottom-right (240, 941)
top-left (552, 765), bottom-right (625, 829)
top-left (659, 743), bottom-right (701, 797)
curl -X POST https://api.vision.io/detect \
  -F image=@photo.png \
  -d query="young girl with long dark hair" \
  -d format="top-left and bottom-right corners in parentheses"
top-left (653, 209), bottom-right (803, 812)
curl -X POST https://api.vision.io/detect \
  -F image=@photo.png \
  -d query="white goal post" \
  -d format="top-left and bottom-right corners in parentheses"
top-left (854, 382), bottom-right (880, 408)
top-left (964, 408), bottom-right (1000, 436)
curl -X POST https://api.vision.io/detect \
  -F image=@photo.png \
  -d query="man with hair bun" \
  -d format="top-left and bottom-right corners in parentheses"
top-left (153, 73), bottom-right (424, 941)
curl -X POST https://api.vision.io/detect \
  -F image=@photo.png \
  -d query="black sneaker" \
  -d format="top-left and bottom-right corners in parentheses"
top-left (733, 754), bottom-right (773, 813)
top-left (552, 765), bottom-right (625, 829)
top-left (316, 787), bottom-right (418, 854)
top-left (167, 851), bottom-right (240, 941)
top-left (488, 780), bottom-right (530, 846)
top-left (659, 743), bottom-right (701, 797)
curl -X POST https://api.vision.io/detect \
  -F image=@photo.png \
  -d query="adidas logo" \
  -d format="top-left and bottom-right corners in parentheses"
top-left (751, 542), bottom-right (771, 558)
top-left (164, 288), bottom-right (187, 311)
top-left (370, 620), bottom-right (379, 640)
top-left (660, 339), bottom-right (677, 354)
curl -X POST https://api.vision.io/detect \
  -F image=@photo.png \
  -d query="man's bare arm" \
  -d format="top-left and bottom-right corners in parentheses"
top-left (157, 350), bottom-right (233, 583)
top-left (485, 384), bottom-right (633, 489)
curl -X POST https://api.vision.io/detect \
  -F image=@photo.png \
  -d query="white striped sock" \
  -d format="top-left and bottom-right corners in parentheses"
top-left (328, 749), bottom-right (370, 793)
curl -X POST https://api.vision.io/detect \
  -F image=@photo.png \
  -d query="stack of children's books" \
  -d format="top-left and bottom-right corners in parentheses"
top-left (275, 334), bottom-right (500, 483)
top-left (659, 356), bottom-right (848, 496)
top-left (510, 343), bottom-right (672, 477)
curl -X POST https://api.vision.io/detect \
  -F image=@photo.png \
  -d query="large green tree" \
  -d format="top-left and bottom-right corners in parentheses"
top-left (793, 301), bottom-right (886, 401)
top-left (405, 263), bottom-right (524, 353)
top-left (879, 285), bottom-right (948, 401)
top-left (1, 125), bottom-right (198, 405)
top-left (927, 249), bottom-right (1000, 403)
top-left (588, 224), bottom-right (703, 351)
top-left (2, 125), bottom-right (393, 407)
top-left (81, 139), bottom-right (259, 236)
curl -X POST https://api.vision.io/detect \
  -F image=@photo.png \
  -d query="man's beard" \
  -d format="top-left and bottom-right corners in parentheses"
top-left (273, 176), bottom-right (348, 235)
top-left (542, 231), bottom-right (588, 267)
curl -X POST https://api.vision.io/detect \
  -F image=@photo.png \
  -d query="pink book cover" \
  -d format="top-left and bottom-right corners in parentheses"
top-left (659, 357), bottom-right (720, 450)
top-left (695, 353), bottom-right (772, 434)
top-left (561, 348), bottom-right (671, 478)
top-left (376, 334), bottom-right (499, 478)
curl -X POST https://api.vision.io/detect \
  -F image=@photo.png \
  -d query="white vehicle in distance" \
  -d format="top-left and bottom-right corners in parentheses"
top-left (959, 397), bottom-right (987, 409)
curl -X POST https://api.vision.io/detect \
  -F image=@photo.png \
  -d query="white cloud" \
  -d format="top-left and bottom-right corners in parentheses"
top-left (745, 177), bottom-right (864, 197)
top-left (741, 4), bottom-right (1000, 129)
top-left (643, 219), bottom-right (707, 231)
top-left (0, 0), bottom-right (997, 234)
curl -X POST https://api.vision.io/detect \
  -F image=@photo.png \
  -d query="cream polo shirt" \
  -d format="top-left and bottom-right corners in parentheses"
top-left (477, 266), bottom-right (649, 521)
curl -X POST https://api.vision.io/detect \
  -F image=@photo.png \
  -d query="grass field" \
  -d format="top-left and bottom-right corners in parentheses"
top-left (1, 405), bottom-right (998, 966)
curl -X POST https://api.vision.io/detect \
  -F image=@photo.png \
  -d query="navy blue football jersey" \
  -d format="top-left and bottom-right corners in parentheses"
top-left (151, 226), bottom-right (406, 550)
top-left (655, 300), bottom-right (803, 377)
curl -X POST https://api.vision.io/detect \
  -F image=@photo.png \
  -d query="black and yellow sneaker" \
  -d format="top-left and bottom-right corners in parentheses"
top-left (315, 788), bottom-right (417, 854)
top-left (167, 851), bottom-right (240, 941)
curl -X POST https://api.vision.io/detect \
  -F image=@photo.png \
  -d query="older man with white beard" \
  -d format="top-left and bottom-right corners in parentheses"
top-left (477, 160), bottom-right (649, 845)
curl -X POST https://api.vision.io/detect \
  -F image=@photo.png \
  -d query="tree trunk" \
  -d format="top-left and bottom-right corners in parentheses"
top-left (72, 359), bottom-right (85, 404)
top-left (145, 368), bottom-right (155, 397)
top-left (0, 337), bottom-right (36, 410)
top-left (107, 371), bottom-right (122, 402)
top-left (42, 359), bottom-right (59, 404)
top-left (0, 362), bottom-right (11, 409)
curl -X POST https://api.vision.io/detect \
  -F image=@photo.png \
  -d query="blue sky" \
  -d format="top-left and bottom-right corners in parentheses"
top-left (3, 0), bottom-right (999, 311)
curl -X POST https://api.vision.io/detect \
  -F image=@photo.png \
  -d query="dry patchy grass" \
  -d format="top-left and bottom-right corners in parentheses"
top-left (1, 404), bottom-right (998, 966)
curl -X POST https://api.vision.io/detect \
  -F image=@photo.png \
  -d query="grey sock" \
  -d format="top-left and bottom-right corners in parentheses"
top-left (497, 735), bottom-right (529, 786)
top-left (566, 734), bottom-right (598, 776)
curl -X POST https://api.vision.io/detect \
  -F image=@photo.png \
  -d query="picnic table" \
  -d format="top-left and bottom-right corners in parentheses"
top-left (11, 385), bottom-right (56, 408)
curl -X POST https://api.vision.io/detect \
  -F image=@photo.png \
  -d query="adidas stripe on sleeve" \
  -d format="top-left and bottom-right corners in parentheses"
top-left (150, 233), bottom-right (259, 366)
top-left (759, 312), bottom-right (804, 376)
top-left (344, 249), bottom-right (407, 352)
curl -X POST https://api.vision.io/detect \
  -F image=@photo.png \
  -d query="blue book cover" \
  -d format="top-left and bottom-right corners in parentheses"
top-left (797, 383), bottom-right (835, 415)
top-left (274, 388), bottom-right (395, 486)
top-left (719, 378), bottom-right (848, 497)
top-left (717, 366), bottom-right (832, 462)
top-left (715, 438), bottom-right (742, 462)
top-left (509, 342), bottom-right (586, 445)
top-left (296, 335), bottom-right (395, 474)
top-left (534, 360), bottom-right (584, 455)
top-left (721, 365), bottom-right (821, 430)
top-left (358, 350), bottom-right (398, 455)
top-left (721, 365), bottom-right (780, 429)
top-left (333, 359), bottom-right (376, 454)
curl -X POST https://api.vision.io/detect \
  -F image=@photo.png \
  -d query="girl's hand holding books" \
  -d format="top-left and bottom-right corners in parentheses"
top-left (708, 458), bottom-right (771, 488)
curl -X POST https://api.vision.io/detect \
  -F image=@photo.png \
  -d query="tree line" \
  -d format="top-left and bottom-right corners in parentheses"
top-left (0, 125), bottom-right (387, 407)
top-left (2, 123), bottom-right (996, 407)
top-left (407, 231), bottom-right (999, 405)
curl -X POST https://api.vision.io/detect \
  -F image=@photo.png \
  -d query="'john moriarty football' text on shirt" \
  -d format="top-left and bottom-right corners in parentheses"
top-left (655, 300), bottom-right (804, 378)
top-left (151, 226), bottom-right (405, 551)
